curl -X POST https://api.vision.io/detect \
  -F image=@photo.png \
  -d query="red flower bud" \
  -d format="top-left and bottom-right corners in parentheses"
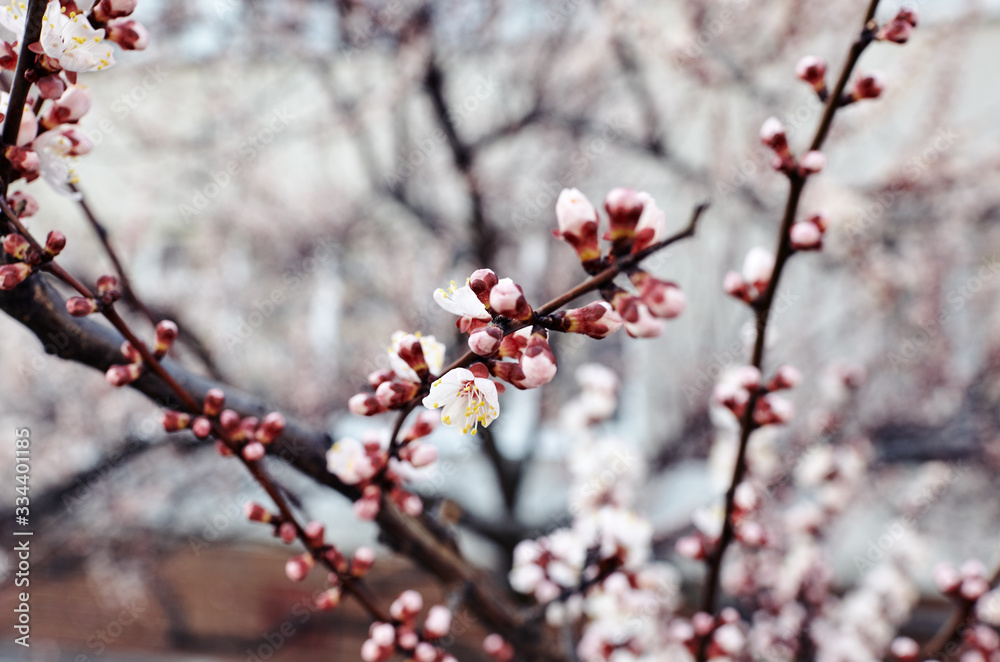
top-left (192, 416), bottom-right (212, 438)
top-left (154, 320), bottom-right (178, 356)
top-left (3, 233), bottom-right (30, 259)
top-left (349, 393), bottom-right (387, 416)
top-left (106, 362), bottom-right (143, 387)
top-left (96, 274), bottom-right (121, 302)
top-left (468, 268), bottom-right (498, 306)
top-left (66, 296), bottom-right (99, 316)
top-left (243, 501), bottom-right (274, 523)
top-left (44, 230), bottom-right (65, 256)
top-left (203, 388), bottom-right (225, 416)
top-left (162, 410), bottom-right (191, 432)
top-left (489, 278), bottom-right (532, 322)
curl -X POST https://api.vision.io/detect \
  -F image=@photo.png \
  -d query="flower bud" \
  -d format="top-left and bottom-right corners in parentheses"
top-left (105, 362), bottom-right (142, 387)
top-left (154, 319), bottom-right (178, 356)
top-left (96, 274), bottom-right (121, 302)
top-left (5, 146), bottom-right (39, 175)
top-left (352, 546), bottom-right (375, 576)
top-left (754, 393), bottom-right (794, 426)
top-left (162, 410), bottom-right (191, 432)
top-left (795, 55), bottom-right (827, 89)
top-left (768, 364), bottom-right (801, 391)
top-left (604, 187), bottom-right (645, 250)
top-left (424, 605), bottom-right (452, 639)
top-left (367, 369), bottom-right (394, 390)
top-left (258, 412), bottom-right (286, 443)
top-left (623, 302), bottom-right (664, 338)
top-left (241, 440), bottom-right (266, 461)
top-left (799, 150), bottom-right (825, 174)
top-left (278, 521), bottom-right (297, 544)
top-left (877, 19), bottom-right (914, 44)
top-left (202, 388), bottom-right (225, 416)
top-left (897, 7), bottom-right (919, 26)
top-left (44, 230), bottom-right (65, 256)
top-left (390, 589), bottom-right (423, 621)
top-left (0, 263), bottom-right (31, 289)
top-left (349, 393), bottom-right (387, 416)
top-left (723, 271), bottom-right (751, 303)
top-left (889, 637), bottom-right (919, 661)
top-left (215, 440), bottom-right (233, 457)
top-left (851, 71), bottom-right (885, 101)
top-left (285, 553), bottom-right (315, 582)
top-left (2, 233), bottom-right (29, 259)
top-left (760, 117), bottom-right (788, 153)
top-left (742, 247), bottom-right (775, 291)
top-left (550, 301), bottom-right (623, 339)
top-left (315, 586), bottom-right (341, 611)
top-left (303, 520), bottom-right (325, 545)
top-left (633, 272), bottom-right (686, 319)
top-left (553, 188), bottom-right (600, 265)
top-left (8, 191), bottom-right (39, 217)
top-left (395, 333), bottom-right (430, 379)
top-left (93, 0), bottom-right (138, 22)
top-left (790, 220), bottom-right (823, 251)
top-left (375, 380), bottom-right (419, 408)
top-left (243, 501), bottom-right (275, 524)
top-left (236, 417), bottom-right (259, 442)
top-left (632, 193), bottom-right (666, 254)
top-left (400, 442), bottom-right (438, 468)
top-left (414, 642), bottom-right (437, 662)
top-left (42, 86), bottom-right (91, 128)
top-left (219, 409), bottom-right (241, 433)
top-left (0, 41), bottom-right (15, 71)
top-left (468, 268), bottom-right (498, 306)
top-left (519, 332), bottom-right (557, 388)
top-left (489, 278), bottom-right (532, 321)
top-left (483, 634), bottom-right (514, 661)
top-left (468, 325), bottom-right (503, 356)
top-left (36, 74), bottom-right (66, 99)
top-left (392, 488), bottom-right (424, 516)
top-left (106, 18), bottom-right (149, 50)
top-left (675, 535), bottom-right (706, 560)
top-left (192, 416), bottom-right (213, 439)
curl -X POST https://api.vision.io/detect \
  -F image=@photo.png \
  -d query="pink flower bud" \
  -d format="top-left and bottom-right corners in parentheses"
top-left (0, 41), bottom-right (16, 71)
top-left (106, 18), bottom-right (149, 50)
top-left (554, 188), bottom-right (601, 264)
top-left (790, 220), bottom-right (823, 251)
top-left (852, 71), bottom-right (885, 100)
top-left (393, 489), bottom-right (423, 516)
top-left (414, 642), bottom-right (437, 662)
top-left (105, 362), bottom-right (142, 387)
top-left (349, 393), bottom-right (387, 416)
top-left (36, 74), bottom-right (66, 99)
top-left (723, 271), bottom-right (750, 302)
top-left (692, 612), bottom-right (715, 636)
top-left (734, 482), bottom-right (760, 513)
top-left (360, 638), bottom-right (384, 662)
top-left (516, 334), bottom-right (557, 388)
top-left (632, 193), bottom-right (666, 254)
top-left (192, 416), bottom-right (212, 439)
top-left (637, 276), bottom-right (686, 319)
top-left (742, 247), bottom-right (774, 291)
top-left (202, 388), bottom-right (225, 416)
top-left (469, 268), bottom-right (498, 305)
top-left (623, 303), bottom-right (664, 339)
top-left (676, 535), bottom-right (706, 560)
top-left (395, 333), bottom-right (430, 378)
top-left (285, 553), bottom-right (314, 582)
top-left (375, 380), bottom-right (419, 408)
top-left (897, 7), bottom-right (919, 26)
top-left (258, 412), bottom-right (286, 443)
top-left (215, 440), bottom-right (233, 457)
top-left (304, 521), bottom-right (325, 545)
top-left (94, 0), bottom-right (138, 21)
top-left (390, 589), bottom-right (423, 621)
top-left (754, 394), bottom-right (794, 426)
top-left (43, 86), bottom-right (91, 127)
top-left (219, 409), bottom-right (241, 433)
top-left (8, 191), bottom-right (39, 217)
top-left (424, 605), bottom-right (452, 639)
top-left (760, 117), bottom-right (788, 153)
top-left (242, 441), bottom-right (266, 461)
top-left (153, 320), bottom-right (178, 356)
top-left (402, 442), bottom-right (438, 468)
top-left (799, 150), bottom-right (825, 174)
top-left (65, 296), bottom-right (99, 316)
top-left (96, 274), bottom-right (121, 301)
top-left (468, 325), bottom-right (503, 356)
top-left (769, 364), bottom-right (801, 391)
top-left (44, 230), bottom-right (65, 256)
top-left (877, 19), bottom-right (914, 44)
top-left (2, 233), bottom-right (29, 259)
top-left (962, 577), bottom-right (990, 601)
top-left (735, 366), bottom-right (762, 391)
top-left (795, 55), bottom-right (827, 87)
top-left (278, 521), bottom-right (297, 544)
top-left (561, 301), bottom-right (624, 339)
top-left (59, 127), bottom-right (92, 156)
top-left (243, 501), bottom-right (274, 523)
top-left (5, 146), bottom-right (39, 175)
top-left (315, 586), bottom-right (341, 611)
top-left (367, 369), bottom-right (395, 390)
top-left (489, 278), bottom-right (532, 321)
top-left (236, 417), bottom-right (259, 442)
top-left (352, 546), bottom-right (375, 576)
top-left (371, 622), bottom-right (396, 647)
top-left (890, 637), bottom-right (919, 661)
top-left (483, 634), bottom-right (514, 661)
top-left (354, 493), bottom-right (381, 521)
top-left (162, 410), bottom-right (191, 432)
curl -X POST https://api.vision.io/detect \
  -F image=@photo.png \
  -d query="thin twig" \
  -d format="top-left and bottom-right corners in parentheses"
top-left (698, 0), bottom-right (881, 629)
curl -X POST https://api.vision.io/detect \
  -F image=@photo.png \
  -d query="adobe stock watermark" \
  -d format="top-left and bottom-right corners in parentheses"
top-left (381, 75), bottom-right (500, 190)
top-left (886, 252), bottom-right (1000, 370)
top-left (178, 105), bottom-right (296, 224)
top-left (224, 236), bottom-right (337, 350)
top-left (843, 126), bottom-right (959, 240)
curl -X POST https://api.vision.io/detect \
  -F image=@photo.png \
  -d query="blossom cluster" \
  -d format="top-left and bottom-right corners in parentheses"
top-left (0, 0), bottom-right (148, 197)
top-left (361, 592), bottom-right (455, 662)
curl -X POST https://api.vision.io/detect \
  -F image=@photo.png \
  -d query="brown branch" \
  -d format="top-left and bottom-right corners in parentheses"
top-left (697, 0), bottom-right (881, 630)
top-left (0, 0), bottom-right (44, 197)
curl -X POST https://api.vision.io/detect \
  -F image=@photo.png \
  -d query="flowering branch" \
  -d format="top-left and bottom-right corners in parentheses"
top-left (0, 0), bottom-right (44, 196)
top-left (699, 0), bottom-right (884, 624)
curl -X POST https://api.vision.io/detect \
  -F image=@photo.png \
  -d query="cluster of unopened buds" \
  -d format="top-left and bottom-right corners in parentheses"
top-left (326, 413), bottom-right (435, 520)
top-left (0, 0), bottom-right (148, 195)
top-left (0, 208), bottom-right (61, 289)
top-left (360, 591), bottom-right (455, 662)
top-left (934, 559), bottom-right (993, 602)
top-left (759, 117), bottom-right (826, 177)
top-left (162, 387), bottom-right (286, 461)
top-left (713, 364), bottom-right (799, 427)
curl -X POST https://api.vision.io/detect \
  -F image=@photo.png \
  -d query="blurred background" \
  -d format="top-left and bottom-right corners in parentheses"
top-left (2, 0), bottom-right (1000, 659)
